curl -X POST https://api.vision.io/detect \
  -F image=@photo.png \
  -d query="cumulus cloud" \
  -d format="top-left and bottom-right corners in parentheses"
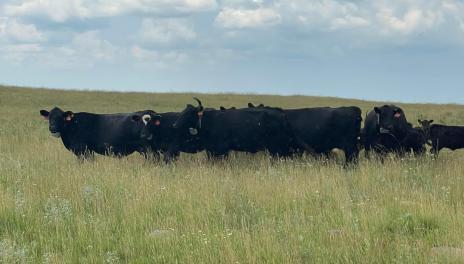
top-left (69, 31), bottom-right (118, 62)
top-left (0, 43), bottom-right (42, 62)
top-left (0, 17), bottom-right (45, 42)
top-left (376, 8), bottom-right (442, 35)
top-left (216, 7), bottom-right (281, 28)
top-left (131, 45), bottom-right (189, 68)
top-left (282, 0), bottom-right (366, 29)
top-left (139, 18), bottom-right (196, 45)
top-left (3, 0), bottom-right (218, 22)
top-left (330, 15), bottom-right (369, 30)
top-left (1, 0), bottom-right (464, 70)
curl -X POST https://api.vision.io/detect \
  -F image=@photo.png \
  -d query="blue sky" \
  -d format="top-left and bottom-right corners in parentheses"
top-left (0, 0), bottom-right (463, 103)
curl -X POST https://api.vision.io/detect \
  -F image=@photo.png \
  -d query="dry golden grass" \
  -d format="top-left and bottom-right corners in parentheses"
top-left (1, 85), bottom-right (464, 263)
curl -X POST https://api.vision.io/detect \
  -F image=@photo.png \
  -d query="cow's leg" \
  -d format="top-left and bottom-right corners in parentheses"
top-left (163, 145), bottom-right (180, 163)
top-left (364, 145), bottom-right (371, 159)
top-left (413, 146), bottom-right (426, 156)
top-left (323, 151), bottom-right (332, 160)
top-left (72, 145), bottom-right (94, 162)
top-left (344, 145), bottom-right (359, 165)
top-left (76, 150), bottom-right (94, 162)
top-left (268, 146), bottom-right (291, 159)
top-left (207, 150), bottom-right (229, 161)
top-left (163, 151), bottom-right (179, 163)
top-left (141, 149), bottom-right (161, 162)
top-left (206, 143), bottom-right (229, 161)
top-left (430, 139), bottom-right (439, 156)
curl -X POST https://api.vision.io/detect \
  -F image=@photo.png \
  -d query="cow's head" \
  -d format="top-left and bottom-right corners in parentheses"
top-left (173, 97), bottom-right (204, 136)
top-left (418, 119), bottom-right (433, 138)
top-left (138, 112), bottom-right (162, 140)
top-left (40, 107), bottom-right (74, 138)
top-left (373, 105), bottom-right (409, 137)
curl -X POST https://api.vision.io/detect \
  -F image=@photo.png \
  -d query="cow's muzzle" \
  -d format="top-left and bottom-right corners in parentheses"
top-left (141, 131), bottom-right (153, 141)
top-left (379, 127), bottom-right (391, 134)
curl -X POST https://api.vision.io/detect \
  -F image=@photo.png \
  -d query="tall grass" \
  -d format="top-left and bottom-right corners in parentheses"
top-left (1, 86), bottom-right (464, 263)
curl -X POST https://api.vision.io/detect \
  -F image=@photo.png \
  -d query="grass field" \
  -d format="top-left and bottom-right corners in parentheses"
top-left (1, 86), bottom-right (464, 263)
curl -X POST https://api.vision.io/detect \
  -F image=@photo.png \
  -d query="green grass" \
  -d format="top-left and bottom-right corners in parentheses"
top-left (1, 85), bottom-right (464, 263)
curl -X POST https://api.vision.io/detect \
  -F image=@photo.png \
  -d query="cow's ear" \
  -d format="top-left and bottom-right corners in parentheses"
top-left (248, 103), bottom-right (254, 108)
top-left (153, 116), bottom-right (161, 126)
top-left (374, 107), bottom-right (381, 114)
top-left (65, 111), bottom-right (74, 121)
top-left (430, 120), bottom-right (434, 124)
top-left (40, 110), bottom-right (49, 120)
top-left (220, 106), bottom-right (226, 110)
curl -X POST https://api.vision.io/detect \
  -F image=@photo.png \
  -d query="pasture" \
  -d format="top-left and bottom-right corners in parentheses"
top-left (2, 86), bottom-right (464, 263)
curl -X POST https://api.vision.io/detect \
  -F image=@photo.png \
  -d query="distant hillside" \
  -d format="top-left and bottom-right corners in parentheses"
top-left (1, 85), bottom-right (464, 125)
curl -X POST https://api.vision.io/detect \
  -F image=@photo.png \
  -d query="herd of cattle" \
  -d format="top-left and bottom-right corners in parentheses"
top-left (39, 98), bottom-right (464, 165)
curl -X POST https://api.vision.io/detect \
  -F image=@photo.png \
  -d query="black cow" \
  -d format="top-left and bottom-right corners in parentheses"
top-left (363, 105), bottom-right (425, 156)
top-left (401, 124), bottom-right (427, 155)
top-left (418, 119), bottom-right (464, 154)
top-left (220, 106), bottom-right (236, 110)
top-left (40, 107), bottom-right (154, 159)
top-left (140, 111), bottom-right (205, 161)
top-left (248, 102), bottom-right (362, 164)
top-left (155, 98), bottom-right (311, 162)
top-left (283, 107), bottom-right (362, 163)
top-left (248, 103), bottom-right (264, 108)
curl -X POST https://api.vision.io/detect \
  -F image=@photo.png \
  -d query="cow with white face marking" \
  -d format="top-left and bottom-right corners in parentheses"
top-left (157, 98), bottom-right (315, 162)
top-left (40, 107), bottom-right (155, 159)
top-left (140, 108), bottom-right (215, 161)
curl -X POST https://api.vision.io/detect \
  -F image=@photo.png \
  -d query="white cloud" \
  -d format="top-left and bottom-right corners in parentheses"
top-left (376, 8), bottom-right (441, 35)
top-left (0, 17), bottom-right (44, 42)
top-left (0, 43), bottom-right (42, 62)
top-left (1, 0), bottom-right (464, 71)
top-left (282, 0), bottom-right (364, 28)
top-left (216, 7), bottom-right (281, 28)
top-left (3, 0), bottom-right (218, 22)
top-left (330, 15), bottom-right (369, 30)
top-left (70, 31), bottom-right (117, 61)
top-left (220, 0), bottom-right (265, 8)
top-left (131, 45), bottom-right (188, 68)
top-left (139, 18), bottom-right (196, 45)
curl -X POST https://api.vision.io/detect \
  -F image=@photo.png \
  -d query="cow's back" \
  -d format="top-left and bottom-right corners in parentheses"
top-left (203, 108), bottom-right (291, 152)
top-left (285, 107), bottom-right (361, 152)
top-left (430, 124), bottom-right (464, 150)
top-left (61, 112), bottom-right (147, 155)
